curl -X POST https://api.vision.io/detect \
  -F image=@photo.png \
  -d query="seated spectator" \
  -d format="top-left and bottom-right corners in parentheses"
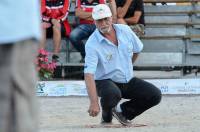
top-left (116, 0), bottom-right (145, 37)
top-left (40, 0), bottom-right (71, 62)
top-left (107, 0), bottom-right (118, 23)
top-left (69, 0), bottom-right (116, 62)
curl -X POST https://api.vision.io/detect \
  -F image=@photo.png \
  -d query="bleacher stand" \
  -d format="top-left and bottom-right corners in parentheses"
top-left (44, 0), bottom-right (200, 78)
top-left (140, 0), bottom-right (200, 75)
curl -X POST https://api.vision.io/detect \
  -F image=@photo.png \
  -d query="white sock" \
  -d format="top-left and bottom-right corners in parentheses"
top-left (115, 103), bottom-right (122, 112)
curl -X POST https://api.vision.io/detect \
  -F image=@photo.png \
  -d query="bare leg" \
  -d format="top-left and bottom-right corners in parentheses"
top-left (52, 19), bottom-right (61, 55)
top-left (40, 28), bottom-right (47, 49)
top-left (40, 22), bottom-right (51, 50)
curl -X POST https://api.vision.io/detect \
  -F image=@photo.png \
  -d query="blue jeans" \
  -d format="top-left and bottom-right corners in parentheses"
top-left (69, 24), bottom-right (96, 58)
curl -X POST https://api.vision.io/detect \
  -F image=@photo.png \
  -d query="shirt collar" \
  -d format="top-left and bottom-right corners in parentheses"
top-left (95, 28), bottom-right (105, 43)
top-left (95, 24), bottom-right (118, 43)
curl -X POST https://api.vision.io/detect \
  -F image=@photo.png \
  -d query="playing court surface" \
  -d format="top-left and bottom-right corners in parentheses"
top-left (39, 95), bottom-right (200, 132)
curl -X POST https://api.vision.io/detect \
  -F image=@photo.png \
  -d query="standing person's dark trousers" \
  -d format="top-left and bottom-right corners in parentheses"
top-left (95, 77), bottom-right (162, 121)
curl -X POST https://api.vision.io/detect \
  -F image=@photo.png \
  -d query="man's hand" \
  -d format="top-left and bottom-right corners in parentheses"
top-left (117, 0), bottom-right (132, 18)
top-left (117, 7), bottom-right (125, 18)
top-left (75, 8), bottom-right (92, 20)
top-left (51, 19), bottom-right (60, 24)
top-left (85, 73), bottom-right (99, 117)
top-left (75, 8), bottom-right (83, 15)
top-left (42, 22), bottom-right (51, 28)
top-left (51, 19), bottom-right (61, 29)
top-left (88, 102), bottom-right (100, 117)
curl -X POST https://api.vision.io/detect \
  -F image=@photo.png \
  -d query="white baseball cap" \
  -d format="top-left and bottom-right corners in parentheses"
top-left (92, 4), bottom-right (112, 20)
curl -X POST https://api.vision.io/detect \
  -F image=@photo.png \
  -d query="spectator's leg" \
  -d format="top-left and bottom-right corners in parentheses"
top-left (69, 24), bottom-right (96, 59)
top-left (40, 22), bottom-right (51, 49)
top-left (129, 24), bottom-right (145, 37)
top-left (95, 79), bottom-right (122, 122)
top-left (151, 2), bottom-right (156, 5)
top-left (40, 28), bottom-right (47, 49)
top-left (52, 20), bottom-right (61, 55)
top-left (161, 2), bottom-right (167, 5)
top-left (118, 77), bottom-right (162, 120)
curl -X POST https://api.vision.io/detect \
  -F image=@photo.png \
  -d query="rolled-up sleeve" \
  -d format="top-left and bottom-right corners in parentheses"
top-left (126, 25), bottom-right (143, 53)
top-left (84, 45), bottom-right (98, 74)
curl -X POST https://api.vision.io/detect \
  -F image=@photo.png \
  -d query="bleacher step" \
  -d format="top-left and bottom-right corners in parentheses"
top-left (134, 70), bottom-right (200, 79)
top-left (134, 70), bottom-right (181, 79)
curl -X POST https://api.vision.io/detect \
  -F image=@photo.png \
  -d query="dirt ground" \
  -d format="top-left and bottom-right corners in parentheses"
top-left (39, 95), bottom-right (200, 132)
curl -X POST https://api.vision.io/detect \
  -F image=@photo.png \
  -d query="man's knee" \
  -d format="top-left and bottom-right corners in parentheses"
top-left (69, 27), bottom-right (83, 43)
top-left (69, 31), bottom-right (77, 42)
top-left (151, 88), bottom-right (162, 106)
top-left (100, 90), bottom-right (121, 109)
top-left (52, 23), bottom-right (61, 33)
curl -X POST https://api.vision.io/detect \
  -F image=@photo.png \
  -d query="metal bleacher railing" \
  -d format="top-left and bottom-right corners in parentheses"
top-left (45, 0), bottom-right (200, 77)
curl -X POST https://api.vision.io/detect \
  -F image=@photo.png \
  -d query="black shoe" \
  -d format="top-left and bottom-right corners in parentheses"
top-left (112, 108), bottom-right (131, 126)
top-left (79, 58), bottom-right (85, 63)
top-left (102, 109), bottom-right (112, 123)
top-left (52, 54), bottom-right (59, 62)
top-left (101, 118), bottom-right (112, 125)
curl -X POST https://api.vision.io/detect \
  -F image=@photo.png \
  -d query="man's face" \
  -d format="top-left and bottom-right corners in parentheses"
top-left (95, 17), bottom-right (112, 34)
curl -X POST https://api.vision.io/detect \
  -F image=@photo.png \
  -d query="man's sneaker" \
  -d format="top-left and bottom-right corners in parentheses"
top-left (112, 108), bottom-right (131, 126)
top-left (52, 54), bottom-right (59, 62)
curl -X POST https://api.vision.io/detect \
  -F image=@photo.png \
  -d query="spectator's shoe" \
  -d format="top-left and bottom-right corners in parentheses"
top-left (79, 58), bottom-right (85, 63)
top-left (52, 54), bottom-right (59, 63)
top-left (161, 2), bottom-right (167, 5)
top-left (112, 108), bottom-right (131, 126)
